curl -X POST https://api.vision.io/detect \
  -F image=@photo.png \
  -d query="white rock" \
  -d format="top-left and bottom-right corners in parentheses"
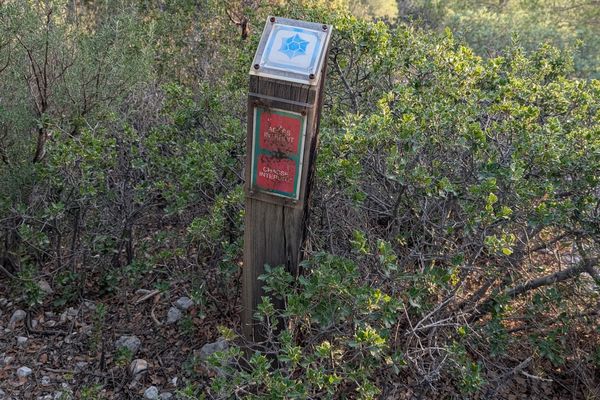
top-left (160, 392), bottom-right (173, 400)
top-left (115, 335), bottom-right (141, 354)
top-left (60, 307), bottom-right (78, 323)
top-left (144, 386), bottom-right (159, 400)
top-left (166, 307), bottom-right (182, 324)
top-left (9, 309), bottom-right (26, 329)
top-left (199, 339), bottom-right (228, 361)
top-left (129, 359), bottom-right (148, 376)
top-left (16, 336), bottom-right (28, 346)
top-left (53, 391), bottom-right (68, 400)
top-left (3, 355), bottom-right (14, 365)
top-left (41, 375), bottom-right (51, 386)
top-left (38, 279), bottom-right (53, 294)
top-left (75, 361), bottom-right (88, 372)
top-left (174, 297), bottom-right (194, 311)
top-left (17, 366), bottom-right (33, 378)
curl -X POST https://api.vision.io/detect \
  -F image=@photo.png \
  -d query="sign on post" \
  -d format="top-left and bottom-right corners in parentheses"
top-left (251, 107), bottom-right (306, 199)
top-left (243, 16), bottom-right (332, 341)
top-left (250, 18), bottom-right (330, 84)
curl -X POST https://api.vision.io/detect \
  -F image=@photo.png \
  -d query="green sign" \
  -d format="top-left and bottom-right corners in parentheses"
top-left (250, 106), bottom-right (306, 200)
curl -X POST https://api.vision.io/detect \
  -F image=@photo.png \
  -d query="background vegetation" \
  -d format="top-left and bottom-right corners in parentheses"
top-left (0, 0), bottom-right (598, 399)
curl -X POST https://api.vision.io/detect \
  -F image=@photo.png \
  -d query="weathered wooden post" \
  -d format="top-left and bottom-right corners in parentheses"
top-left (242, 16), bottom-right (332, 341)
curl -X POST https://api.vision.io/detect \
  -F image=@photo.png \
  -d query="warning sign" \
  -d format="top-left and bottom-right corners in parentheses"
top-left (251, 107), bottom-right (306, 199)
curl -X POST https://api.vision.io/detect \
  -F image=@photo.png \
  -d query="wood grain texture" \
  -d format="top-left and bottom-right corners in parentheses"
top-left (242, 47), bottom-right (330, 341)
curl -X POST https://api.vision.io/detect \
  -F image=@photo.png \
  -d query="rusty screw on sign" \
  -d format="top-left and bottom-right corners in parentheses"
top-left (322, 24), bottom-right (328, 31)
top-left (270, 17), bottom-right (276, 23)
top-left (309, 73), bottom-right (315, 80)
top-left (254, 64), bottom-right (260, 70)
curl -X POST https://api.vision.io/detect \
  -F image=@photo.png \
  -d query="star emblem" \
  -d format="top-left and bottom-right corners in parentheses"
top-left (279, 34), bottom-right (309, 59)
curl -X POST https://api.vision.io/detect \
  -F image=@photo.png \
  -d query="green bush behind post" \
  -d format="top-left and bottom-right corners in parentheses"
top-left (206, 3), bottom-right (599, 398)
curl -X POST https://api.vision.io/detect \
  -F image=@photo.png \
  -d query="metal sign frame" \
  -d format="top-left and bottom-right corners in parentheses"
top-left (250, 106), bottom-right (307, 200)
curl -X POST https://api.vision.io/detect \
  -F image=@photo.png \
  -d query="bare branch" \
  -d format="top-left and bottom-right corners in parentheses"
top-left (470, 257), bottom-right (599, 322)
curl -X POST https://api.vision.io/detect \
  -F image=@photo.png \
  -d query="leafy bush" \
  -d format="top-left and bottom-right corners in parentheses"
top-left (0, 0), bottom-right (598, 398)
top-left (400, 0), bottom-right (600, 79)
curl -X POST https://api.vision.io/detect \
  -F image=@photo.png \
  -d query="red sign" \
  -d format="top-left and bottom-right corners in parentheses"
top-left (259, 111), bottom-right (302, 155)
top-left (251, 107), bottom-right (306, 199)
top-left (255, 155), bottom-right (297, 194)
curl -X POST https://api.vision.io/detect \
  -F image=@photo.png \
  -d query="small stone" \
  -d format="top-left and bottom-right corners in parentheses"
top-left (41, 375), bottom-right (51, 386)
top-left (195, 339), bottom-right (229, 377)
top-left (83, 301), bottom-right (96, 311)
top-left (16, 336), bottom-right (28, 346)
top-left (144, 386), bottom-right (159, 400)
top-left (60, 307), bottom-right (78, 323)
top-left (160, 392), bottom-right (173, 400)
top-left (45, 320), bottom-right (57, 328)
top-left (38, 279), bottom-right (53, 294)
top-left (199, 339), bottom-right (228, 361)
top-left (174, 297), bottom-right (193, 311)
top-left (3, 355), bottom-right (15, 365)
top-left (129, 359), bottom-right (148, 376)
top-left (17, 366), bottom-right (33, 378)
top-left (0, 297), bottom-right (7, 306)
top-left (166, 307), bottom-right (182, 324)
top-left (75, 361), bottom-right (88, 372)
top-left (53, 390), bottom-right (70, 400)
top-left (0, 388), bottom-right (5, 399)
top-left (9, 309), bottom-right (26, 329)
top-left (115, 335), bottom-right (141, 354)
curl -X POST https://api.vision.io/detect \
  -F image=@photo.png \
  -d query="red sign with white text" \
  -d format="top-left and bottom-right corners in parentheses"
top-left (251, 107), bottom-right (305, 199)
top-left (255, 155), bottom-right (297, 194)
top-left (259, 111), bottom-right (302, 155)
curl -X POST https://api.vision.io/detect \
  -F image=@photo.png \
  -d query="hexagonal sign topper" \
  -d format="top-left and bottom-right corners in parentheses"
top-left (250, 16), bottom-right (333, 85)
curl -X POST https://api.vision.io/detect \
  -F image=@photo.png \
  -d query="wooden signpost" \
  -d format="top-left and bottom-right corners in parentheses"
top-left (242, 16), bottom-right (332, 341)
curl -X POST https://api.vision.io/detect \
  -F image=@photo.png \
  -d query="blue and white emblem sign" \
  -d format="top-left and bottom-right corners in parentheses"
top-left (250, 17), bottom-right (332, 85)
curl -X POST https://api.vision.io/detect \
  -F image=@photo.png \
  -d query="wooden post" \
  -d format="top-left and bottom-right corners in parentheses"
top-left (242, 16), bottom-right (332, 341)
